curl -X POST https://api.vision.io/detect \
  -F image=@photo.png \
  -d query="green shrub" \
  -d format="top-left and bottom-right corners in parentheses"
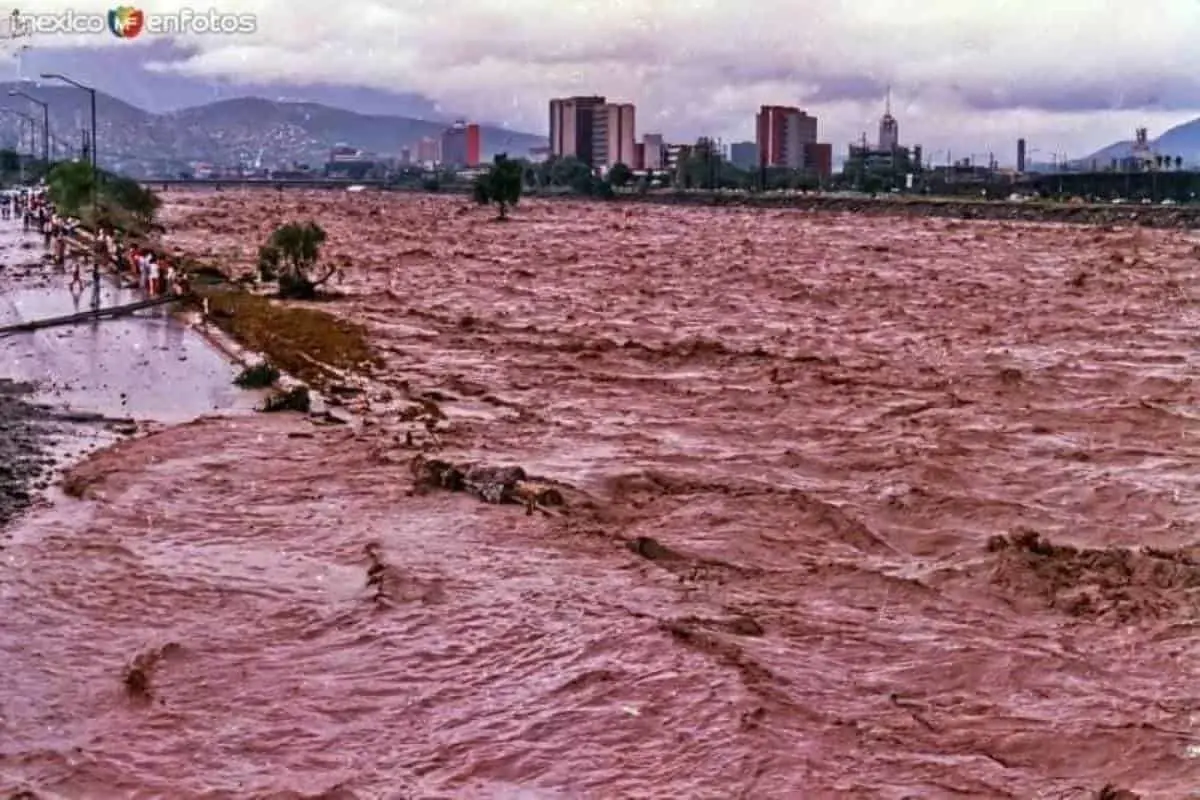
top-left (234, 362), bottom-right (280, 388)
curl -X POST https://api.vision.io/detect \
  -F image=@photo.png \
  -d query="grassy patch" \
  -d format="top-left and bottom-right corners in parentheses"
top-left (191, 287), bottom-right (379, 388)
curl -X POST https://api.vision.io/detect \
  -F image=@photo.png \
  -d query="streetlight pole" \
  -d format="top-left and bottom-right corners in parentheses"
top-left (40, 72), bottom-right (95, 215)
top-left (9, 90), bottom-right (49, 167)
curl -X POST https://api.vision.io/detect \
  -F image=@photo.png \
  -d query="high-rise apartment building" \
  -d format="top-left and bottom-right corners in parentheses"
top-left (592, 102), bottom-right (636, 170)
top-left (466, 124), bottom-right (481, 166)
top-left (756, 105), bottom-right (818, 169)
top-left (441, 120), bottom-right (481, 167)
top-left (549, 96), bottom-right (636, 171)
top-left (549, 96), bottom-right (606, 166)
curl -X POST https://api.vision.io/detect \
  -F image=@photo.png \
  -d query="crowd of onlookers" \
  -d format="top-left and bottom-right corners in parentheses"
top-left (3, 186), bottom-right (188, 297)
top-left (101, 234), bottom-right (190, 296)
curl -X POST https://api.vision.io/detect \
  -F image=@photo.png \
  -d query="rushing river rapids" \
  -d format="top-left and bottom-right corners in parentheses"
top-left (3, 191), bottom-right (1200, 797)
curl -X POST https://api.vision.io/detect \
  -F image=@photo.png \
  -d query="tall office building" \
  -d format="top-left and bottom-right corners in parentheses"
top-left (756, 105), bottom-right (818, 169)
top-left (549, 96), bottom-right (606, 166)
top-left (592, 103), bottom-right (636, 170)
top-left (1017, 138), bottom-right (1027, 172)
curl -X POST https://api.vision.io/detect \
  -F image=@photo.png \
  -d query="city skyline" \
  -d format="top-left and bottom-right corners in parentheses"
top-left (4, 0), bottom-right (1200, 162)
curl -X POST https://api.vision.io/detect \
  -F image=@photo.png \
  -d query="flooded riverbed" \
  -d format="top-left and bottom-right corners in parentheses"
top-left (4, 191), bottom-right (1200, 797)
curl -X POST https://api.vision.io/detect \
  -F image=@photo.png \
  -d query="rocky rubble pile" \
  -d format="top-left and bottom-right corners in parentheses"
top-left (409, 454), bottom-right (566, 508)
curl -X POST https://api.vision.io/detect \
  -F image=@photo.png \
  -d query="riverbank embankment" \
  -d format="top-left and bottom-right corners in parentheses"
top-left (0, 219), bottom-right (261, 529)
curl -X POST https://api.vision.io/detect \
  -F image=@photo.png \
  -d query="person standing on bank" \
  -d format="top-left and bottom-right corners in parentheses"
top-left (68, 246), bottom-right (83, 290)
top-left (52, 223), bottom-right (66, 266)
top-left (147, 253), bottom-right (160, 296)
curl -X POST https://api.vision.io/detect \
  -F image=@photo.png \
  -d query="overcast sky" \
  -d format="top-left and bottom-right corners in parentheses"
top-left (6, 0), bottom-right (1200, 162)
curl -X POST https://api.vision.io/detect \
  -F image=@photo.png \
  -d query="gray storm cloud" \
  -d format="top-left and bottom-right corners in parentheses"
top-left (10, 0), bottom-right (1200, 157)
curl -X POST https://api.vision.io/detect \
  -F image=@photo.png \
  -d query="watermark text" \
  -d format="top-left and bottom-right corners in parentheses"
top-left (8, 7), bottom-right (257, 38)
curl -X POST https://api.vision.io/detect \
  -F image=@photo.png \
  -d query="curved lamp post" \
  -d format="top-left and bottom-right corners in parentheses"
top-left (40, 72), bottom-right (96, 213)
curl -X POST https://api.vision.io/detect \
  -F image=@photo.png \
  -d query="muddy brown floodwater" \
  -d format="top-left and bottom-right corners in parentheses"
top-left (4, 190), bottom-right (1200, 798)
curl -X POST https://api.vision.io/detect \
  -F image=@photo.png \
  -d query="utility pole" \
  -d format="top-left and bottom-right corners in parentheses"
top-left (18, 118), bottom-right (26, 184)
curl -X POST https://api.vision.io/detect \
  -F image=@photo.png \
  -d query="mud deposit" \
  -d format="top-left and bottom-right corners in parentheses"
top-left (0, 379), bottom-right (53, 527)
top-left (4, 189), bottom-right (1200, 797)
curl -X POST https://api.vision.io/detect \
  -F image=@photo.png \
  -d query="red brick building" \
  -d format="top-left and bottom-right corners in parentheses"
top-left (755, 105), bottom-right (832, 179)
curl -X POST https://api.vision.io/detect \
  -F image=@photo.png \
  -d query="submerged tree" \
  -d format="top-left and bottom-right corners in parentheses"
top-left (472, 153), bottom-right (523, 219)
top-left (260, 221), bottom-right (336, 299)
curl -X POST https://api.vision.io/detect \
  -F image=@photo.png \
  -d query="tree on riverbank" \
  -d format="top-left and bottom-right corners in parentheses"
top-left (472, 154), bottom-right (523, 219)
top-left (47, 161), bottom-right (92, 212)
top-left (46, 161), bottom-right (160, 234)
top-left (258, 221), bottom-right (337, 299)
top-left (607, 162), bottom-right (633, 188)
top-left (0, 149), bottom-right (52, 185)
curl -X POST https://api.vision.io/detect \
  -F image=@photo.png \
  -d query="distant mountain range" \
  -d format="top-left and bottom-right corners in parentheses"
top-left (1084, 116), bottom-right (1200, 166)
top-left (0, 82), bottom-right (546, 177)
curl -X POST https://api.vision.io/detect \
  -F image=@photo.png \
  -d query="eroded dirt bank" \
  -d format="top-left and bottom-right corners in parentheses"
top-left (0, 379), bottom-right (54, 526)
top-left (4, 189), bottom-right (1199, 797)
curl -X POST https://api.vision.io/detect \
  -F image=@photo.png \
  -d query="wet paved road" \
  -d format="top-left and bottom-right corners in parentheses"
top-left (0, 224), bottom-right (257, 424)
